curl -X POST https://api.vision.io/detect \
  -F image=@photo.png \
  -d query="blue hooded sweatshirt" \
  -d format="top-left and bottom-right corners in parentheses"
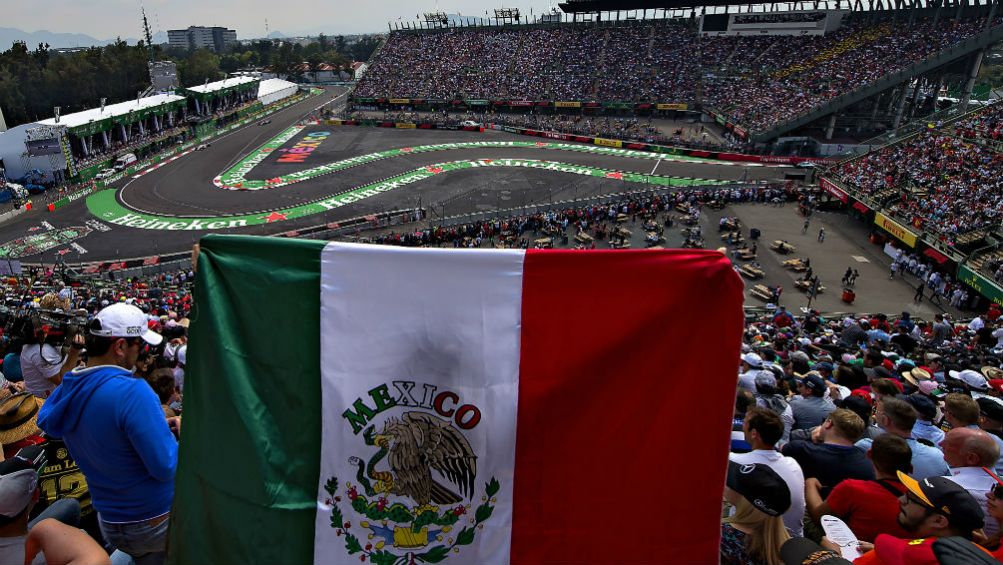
top-left (37, 365), bottom-right (177, 522)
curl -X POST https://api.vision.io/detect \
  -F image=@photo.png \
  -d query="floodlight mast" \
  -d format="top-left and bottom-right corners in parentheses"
top-left (423, 11), bottom-right (449, 27)
top-left (494, 7), bottom-right (521, 24)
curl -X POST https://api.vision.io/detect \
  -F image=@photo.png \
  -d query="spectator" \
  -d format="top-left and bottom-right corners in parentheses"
top-left (146, 369), bottom-right (179, 419)
top-left (783, 408), bottom-right (873, 497)
top-left (940, 427), bottom-right (1001, 538)
top-left (853, 472), bottom-right (984, 564)
top-left (804, 433), bottom-right (914, 542)
top-left (0, 393), bottom-right (45, 460)
top-left (752, 372), bottom-right (794, 444)
top-left (730, 406), bottom-right (806, 536)
top-left (856, 397), bottom-right (950, 480)
top-left (904, 394), bottom-right (945, 447)
top-left (37, 303), bottom-right (173, 565)
top-left (931, 314), bottom-right (953, 348)
top-left (945, 393), bottom-right (1003, 475)
top-left (19, 300), bottom-right (84, 399)
top-left (739, 352), bottom-right (764, 392)
top-left (0, 457), bottom-right (95, 565)
top-left (790, 373), bottom-right (836, 431)
top-left (721, 461), bottom-right (791, 565)
top-left (978, 397), bottom-right (1003, 441)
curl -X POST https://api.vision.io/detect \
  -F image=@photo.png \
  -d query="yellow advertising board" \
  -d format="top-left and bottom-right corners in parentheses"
top-left (555, 101), bottom-right (582, 108)
top-left (594, 138), bottom-right (623, 148)
top-left (656, 103), bottom-right (689, 111)
top-left (874, 212), bottom-right (918, 248)
top-left (395, 123), bottom-right (417, 129)
top-left (389, 98), bottom-right (410, 104)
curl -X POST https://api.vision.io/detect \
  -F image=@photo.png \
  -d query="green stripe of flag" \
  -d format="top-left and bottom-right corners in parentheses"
top-left (168, 235), bottom-right (326, 565)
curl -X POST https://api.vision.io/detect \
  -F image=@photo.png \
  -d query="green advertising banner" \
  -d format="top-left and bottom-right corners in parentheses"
top-left (958, 264), bottom-right (1003, 306)
top-left (467, 100), bottom-right (490, 106)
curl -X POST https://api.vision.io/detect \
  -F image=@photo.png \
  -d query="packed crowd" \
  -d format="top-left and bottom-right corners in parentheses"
top-left (832, 101), bottom-right (1003, 241)
top-left (702, 18), bottom-right (992, 132)
top-left (9, 244), bottom-right (1003, 564)
top-left (0, 267), bottom-right (192, 564)
top-left (354, 17), bottom-right (995, 133)
top-left (724, 302), bottom-right (1003, 564)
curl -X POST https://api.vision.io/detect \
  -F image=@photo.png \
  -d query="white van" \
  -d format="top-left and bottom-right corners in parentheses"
top-left (113, 153), bottom-right (138, 171)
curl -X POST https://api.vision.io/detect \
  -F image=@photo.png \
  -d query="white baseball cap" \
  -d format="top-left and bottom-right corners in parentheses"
top-left (741, 352), bottom-right (763, 368)
top-left (950, 369), bottom-right (989, 391)
top-left (91, 303), bottom-right (163, 346)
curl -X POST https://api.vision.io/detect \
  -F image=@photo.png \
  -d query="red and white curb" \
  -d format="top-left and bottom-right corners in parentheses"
top-left (132, 149), bottom-right (194, 179)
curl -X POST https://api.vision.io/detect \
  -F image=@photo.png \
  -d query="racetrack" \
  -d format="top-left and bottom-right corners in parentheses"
top-left (0, 92), bottom-right (799, 263)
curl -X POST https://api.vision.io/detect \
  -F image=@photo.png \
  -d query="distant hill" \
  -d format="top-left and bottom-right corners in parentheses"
top-left (0, 27), bottom-right (170, 50)
top-left (267, 31), bottom-right (286, 39)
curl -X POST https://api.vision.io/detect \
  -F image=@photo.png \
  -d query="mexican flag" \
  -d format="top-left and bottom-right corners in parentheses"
top-left (168, 235), bottom-right (744, 565)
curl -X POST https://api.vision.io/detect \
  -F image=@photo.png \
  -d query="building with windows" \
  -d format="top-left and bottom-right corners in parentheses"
top-left (167, 26), bottom-right (237, 53)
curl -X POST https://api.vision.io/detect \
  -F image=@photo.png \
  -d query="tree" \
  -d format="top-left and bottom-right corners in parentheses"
top-left (219, 53), bottom-right (241, 74)
top-left (349, 36), bottom-right (381, 63)
top-left (307, 53), bottom-right (323, 82)
top-left (318, 33), bottom-right (330, 52)
top-left (179, 49), bottom-right (221, 87)
top-left (335, 35), bottom-right (347, 54)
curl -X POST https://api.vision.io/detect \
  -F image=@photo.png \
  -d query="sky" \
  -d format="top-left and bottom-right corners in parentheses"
top-left (9, 0), bottom-right (564, 39)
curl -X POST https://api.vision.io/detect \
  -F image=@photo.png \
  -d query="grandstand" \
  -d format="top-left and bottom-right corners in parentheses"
top-left (0, 77), bottom-right (300, 186)
top-left (182, 76), bottom-right (259, 118)
top-left (354, 1), bottom-right (1003, 151)
top-left (821, 97), bottom-right (1003, 305)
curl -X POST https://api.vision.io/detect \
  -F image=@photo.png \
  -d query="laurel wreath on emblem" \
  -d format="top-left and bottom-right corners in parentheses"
top-left (323, 411), bottom-right (499, 564)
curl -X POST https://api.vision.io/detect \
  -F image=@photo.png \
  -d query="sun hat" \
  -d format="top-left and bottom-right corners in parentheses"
top-left (0, 394), bottom-right (42, 446)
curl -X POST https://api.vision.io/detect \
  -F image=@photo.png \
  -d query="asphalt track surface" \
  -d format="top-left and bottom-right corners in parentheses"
top-left (0, 90), bottom-right (798, 263)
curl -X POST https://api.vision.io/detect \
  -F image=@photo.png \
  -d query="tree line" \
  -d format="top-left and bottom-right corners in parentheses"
top-left (0, 33), bottom-right (380, 128)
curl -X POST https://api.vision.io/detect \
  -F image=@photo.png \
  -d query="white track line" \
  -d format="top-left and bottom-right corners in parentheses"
top-left (650, 158), bottom-right (662, 175)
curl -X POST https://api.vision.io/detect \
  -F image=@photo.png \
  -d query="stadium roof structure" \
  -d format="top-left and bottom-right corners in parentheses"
top-left (183, 76), bottom-right (259, 101)
top-left (559, 0), bottom-right (773, 10)
top-left (37, 93), bottom-right (186, 137)
top-left (258, 78), bottom-right (296, 98)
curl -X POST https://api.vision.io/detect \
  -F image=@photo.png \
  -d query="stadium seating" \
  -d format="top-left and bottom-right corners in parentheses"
top-left (354, 17), bottom-right (996, 135)
top-left (832, 100), bottom-right (1003, 244)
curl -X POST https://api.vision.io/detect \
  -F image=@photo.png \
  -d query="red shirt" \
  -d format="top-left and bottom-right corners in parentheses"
top-left (826, 478), bottom-right (911, 543)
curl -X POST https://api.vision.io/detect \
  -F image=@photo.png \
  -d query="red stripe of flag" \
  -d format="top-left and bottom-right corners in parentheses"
top-left (512, 249), bottom-right (744, 563)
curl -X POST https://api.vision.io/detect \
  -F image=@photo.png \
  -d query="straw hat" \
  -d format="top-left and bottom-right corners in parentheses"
top-left (0, 394), bottom-right (43, 446)
top-left (982, 366), bottom-right (1003, 381)
top-left (902, 367), bottom-right (933, 387)
top-left (38, 293), bottom-right (70, 312)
